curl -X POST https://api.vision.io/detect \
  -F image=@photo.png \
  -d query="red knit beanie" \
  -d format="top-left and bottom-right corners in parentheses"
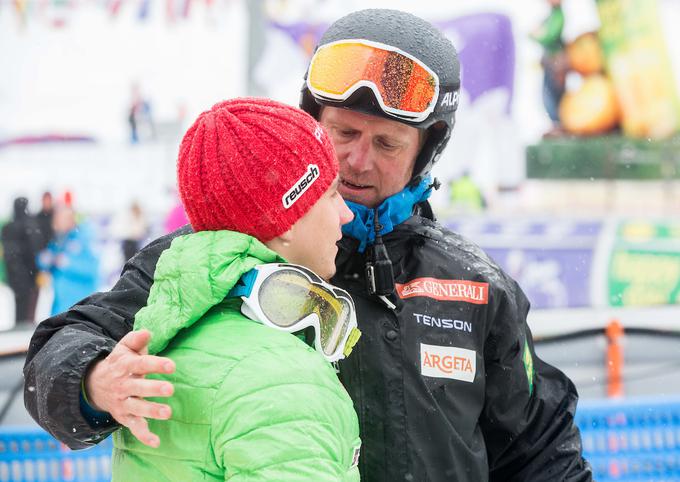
top-left (177, 97), bottom-right (338, 241)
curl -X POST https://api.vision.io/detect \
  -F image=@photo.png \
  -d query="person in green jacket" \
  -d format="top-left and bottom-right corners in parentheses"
top-left (448, 170), bottom-right (487, 212)
top-left (111, 97), bottom-right (360, 481)
top-left (531, 0), bottom-right (568, 128)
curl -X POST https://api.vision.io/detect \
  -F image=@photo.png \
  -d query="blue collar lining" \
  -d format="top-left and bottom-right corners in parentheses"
top-left (341, 176), bottom-right (433, 253)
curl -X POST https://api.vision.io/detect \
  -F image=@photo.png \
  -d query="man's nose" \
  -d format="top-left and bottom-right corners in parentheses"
top-left (342, 137), bottom-right (372, 173)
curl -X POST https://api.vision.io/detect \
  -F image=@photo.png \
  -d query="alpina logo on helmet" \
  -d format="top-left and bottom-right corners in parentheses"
top-left (282, 164), bottom-right (320, 209)
top-left (440, 91), bottom-right (459, 109)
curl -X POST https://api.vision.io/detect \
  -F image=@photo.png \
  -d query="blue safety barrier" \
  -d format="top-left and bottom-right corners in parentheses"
top-left (576, 397), bottom-right (680, 482)
top-left (0, 427), bottom-right (112, 481)
top-left (2, 397), bottom-right (679, 481)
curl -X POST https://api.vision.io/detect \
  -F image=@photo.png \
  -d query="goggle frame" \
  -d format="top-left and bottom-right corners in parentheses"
top-left (306, 38), bottom-right (441, 123)
top-left (234, 263), bottom-right (361, 363)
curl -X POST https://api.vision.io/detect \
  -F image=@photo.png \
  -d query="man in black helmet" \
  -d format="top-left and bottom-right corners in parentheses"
top-left (24, 9), bottom-right (592, 481)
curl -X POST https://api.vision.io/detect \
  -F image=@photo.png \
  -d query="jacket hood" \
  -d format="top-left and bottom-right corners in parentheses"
top-left (135, 230), bottom-right (283, 354)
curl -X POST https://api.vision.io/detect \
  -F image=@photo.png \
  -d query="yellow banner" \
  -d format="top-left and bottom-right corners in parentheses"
top-left (596, 0), bottom-right (680, 139)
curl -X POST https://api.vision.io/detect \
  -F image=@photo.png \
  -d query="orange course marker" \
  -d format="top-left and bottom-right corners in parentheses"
top-left (606, 319), bottom-right (624, 398)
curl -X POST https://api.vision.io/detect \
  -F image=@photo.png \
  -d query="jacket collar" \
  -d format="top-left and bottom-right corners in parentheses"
top-left (341, 177), bottom-right (435, 253)
top-left (135, 231), bottom-right (283, 354)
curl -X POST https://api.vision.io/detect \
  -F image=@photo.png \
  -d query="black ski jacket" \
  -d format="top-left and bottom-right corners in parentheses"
top-left (24, 212), bottom-right (592, 481)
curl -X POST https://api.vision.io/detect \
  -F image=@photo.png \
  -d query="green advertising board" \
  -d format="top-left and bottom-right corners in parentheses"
top-left (526, 134), bottom-right (680, 179)
top-left (608, 220), bottom-right (680, 306)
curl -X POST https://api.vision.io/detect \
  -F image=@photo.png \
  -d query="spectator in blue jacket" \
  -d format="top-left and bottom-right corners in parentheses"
top-left (38, 206), bottom-right (99, 315)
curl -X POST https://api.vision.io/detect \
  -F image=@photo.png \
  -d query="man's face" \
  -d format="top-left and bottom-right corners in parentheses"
top-left (320, 107), bottom-right (421, 208)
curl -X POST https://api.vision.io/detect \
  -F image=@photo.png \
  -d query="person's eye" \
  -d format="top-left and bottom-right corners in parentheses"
top-left (336, 129), bottom-right (356, 138)
top-left (377, 139), bottom-right (398, 151)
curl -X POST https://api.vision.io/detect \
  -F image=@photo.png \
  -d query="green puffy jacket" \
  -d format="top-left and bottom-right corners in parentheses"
top-left (112, 231), bottom-right (361, 481)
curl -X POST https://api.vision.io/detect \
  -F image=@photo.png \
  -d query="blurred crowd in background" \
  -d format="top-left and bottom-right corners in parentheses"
top-left (0, 191), bottom-right (187, 326)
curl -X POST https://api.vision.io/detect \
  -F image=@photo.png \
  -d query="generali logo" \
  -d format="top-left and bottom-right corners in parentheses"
top-left (396, 277), bottom-right (488, 304)
top-left (282, 164), bottom-right (319, 209)
top-left (420, 343), bottom-right (476, 382)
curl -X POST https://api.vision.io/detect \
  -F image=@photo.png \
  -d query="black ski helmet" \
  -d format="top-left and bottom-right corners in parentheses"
top-left (300, 9), bottom-right (461, 184)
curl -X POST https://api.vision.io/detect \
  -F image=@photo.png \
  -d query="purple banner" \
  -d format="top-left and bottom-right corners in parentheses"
top-left (270, 12), bottom-right (515, 112)
top-left (446, 220), bottom-right (602, 309)
top-left (485, 247), bottom-right (594, 309)
top-left (436, 13), bottom-right (515, 113)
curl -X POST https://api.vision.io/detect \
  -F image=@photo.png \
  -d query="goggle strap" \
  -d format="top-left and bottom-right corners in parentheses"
top-left (227, 268), bottom-right (258, 299)
top-left (303, 326), bottom-right (316, 347)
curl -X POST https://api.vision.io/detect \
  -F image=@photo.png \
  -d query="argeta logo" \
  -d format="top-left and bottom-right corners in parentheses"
top-left (440, 91), bottom-right (459, 109)
top-left (420, 343), bottom-right (476, 382)
top-left (283, 164), bottom-right (320, 209)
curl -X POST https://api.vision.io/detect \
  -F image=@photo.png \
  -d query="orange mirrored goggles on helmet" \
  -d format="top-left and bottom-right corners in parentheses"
top-left (307, 39), bottom-right (440, 123)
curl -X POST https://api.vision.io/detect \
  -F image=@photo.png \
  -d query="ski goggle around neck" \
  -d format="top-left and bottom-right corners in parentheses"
top-left (228, 263), bottom-right (361, 363)
top-left (307, 39), bottom-right (439, 123)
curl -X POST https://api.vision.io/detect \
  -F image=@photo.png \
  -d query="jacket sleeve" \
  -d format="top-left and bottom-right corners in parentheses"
top-left (23, 226), bottom-right (191, 449)
top-left (211, 345), bottom-right (360, 481)
top-left (481, 276), bottom-right (593, 482)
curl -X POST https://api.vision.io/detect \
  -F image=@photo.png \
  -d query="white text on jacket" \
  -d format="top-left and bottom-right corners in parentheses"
top-left (413, 313), bottom-right (472, 332)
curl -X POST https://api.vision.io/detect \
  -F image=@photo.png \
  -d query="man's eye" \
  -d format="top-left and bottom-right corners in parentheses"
top-left (378, 140), bottom-right (398, 150)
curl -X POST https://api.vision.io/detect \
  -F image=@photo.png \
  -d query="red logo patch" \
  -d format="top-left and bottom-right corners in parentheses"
top-left (395, 277), bottom-right (489, 304)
